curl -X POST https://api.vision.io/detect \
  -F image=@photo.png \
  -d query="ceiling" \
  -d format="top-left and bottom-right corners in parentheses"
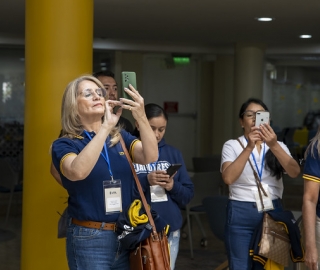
top-left (1, 0), bottom-right (320, 65)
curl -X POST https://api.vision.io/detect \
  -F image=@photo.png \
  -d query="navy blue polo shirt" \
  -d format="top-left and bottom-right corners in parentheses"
top-left (303, 143), bottom-right (320, 218)
top-left (52, 130), bottom-right (138, 223)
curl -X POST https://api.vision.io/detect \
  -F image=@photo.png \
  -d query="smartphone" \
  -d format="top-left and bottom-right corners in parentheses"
top-left (255, 111), bottom-right (270, 127)
top-left (121, 71), bottom-right (137, 100)
top-left (166, 164), bottom-right (182, 177)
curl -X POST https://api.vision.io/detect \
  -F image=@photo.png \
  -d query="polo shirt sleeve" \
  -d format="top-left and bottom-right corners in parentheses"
top-left (51, 138), bottom-right (79, 175)
top-left (303, 144), bottom-right (320, 183)
top-left (120, 130), bottom-right (139, 158)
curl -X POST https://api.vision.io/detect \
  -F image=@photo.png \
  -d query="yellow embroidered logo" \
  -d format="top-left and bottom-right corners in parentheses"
top-left (119, 152), bottom-right (125, 155)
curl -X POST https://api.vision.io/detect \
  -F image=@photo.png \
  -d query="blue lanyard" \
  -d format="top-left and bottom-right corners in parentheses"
top-left (245, 138), bottom-right (266, 181)
top-left (84, 130), bottom-right (114, 180)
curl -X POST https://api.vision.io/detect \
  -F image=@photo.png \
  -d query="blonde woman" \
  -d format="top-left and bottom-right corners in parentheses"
top-left (303, 126), bottom-right (320, 270)
top-left (51, 75), bottom-right (157, 270)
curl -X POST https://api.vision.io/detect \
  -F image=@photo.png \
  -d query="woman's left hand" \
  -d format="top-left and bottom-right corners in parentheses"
top-left (259, 123), bottom-right (277, 147)
top-left (102, 100), bottom-right (122, 129)
top-left (160, 173), bottom-right (175, 191)
top-left (119, 84), bottom-right (146, 120)
top-left (147, 170), bottom-right (174, 191)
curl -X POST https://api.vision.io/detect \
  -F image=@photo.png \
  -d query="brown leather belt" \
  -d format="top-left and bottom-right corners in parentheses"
top-left (71, 218), bottom-right (116, 231)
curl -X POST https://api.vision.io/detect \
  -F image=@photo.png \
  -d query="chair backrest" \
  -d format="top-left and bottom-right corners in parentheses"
top-left (0, 158), bottom-right (18, 189)
top-left (188, 171), bottom-right (223, 209)
top-left (192, 155), bottom-right (221, 172)
top-left (283, 127), bottom-right (298, 147)
top-left (293, 127), bottom-right (309, 147)
top-left (202, 195), bottom-right (229, 241)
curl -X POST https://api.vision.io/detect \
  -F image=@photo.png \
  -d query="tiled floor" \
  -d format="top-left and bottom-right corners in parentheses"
top-left (175, 216), bottom-right (227, 270)
top-left (0, 175), bottom-right (305, 269)
top-left (0, 190), bottom-right (225, 270)
top-left (0, 217), bottom-right (21, 270)
top-left (0, 202), bottom-right (225, 270)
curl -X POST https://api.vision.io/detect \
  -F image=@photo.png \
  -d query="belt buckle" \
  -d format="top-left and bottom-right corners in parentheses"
top-left (113, 223), bottom-right (117, 233)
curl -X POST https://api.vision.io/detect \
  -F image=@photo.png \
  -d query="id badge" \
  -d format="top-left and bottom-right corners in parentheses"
top-left (150, 185), bottom-right (168, 202)
top-left (252, 184), bottom-right (274, 212)
top-left (103, 179), bottom-right (122, 215)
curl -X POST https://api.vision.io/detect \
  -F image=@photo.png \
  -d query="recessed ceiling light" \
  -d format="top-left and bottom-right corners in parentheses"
top-left (256, 17), bottom-right (273, 22)
top-left (299, 34), bottom-right (312, 39)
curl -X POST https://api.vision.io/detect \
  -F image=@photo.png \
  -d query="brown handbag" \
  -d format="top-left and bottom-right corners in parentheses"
top-left (237, 138), bottom-right (291, 266)
top-left (119, 136), bottom-right (171, 270)
top-left (259, 212), bottom-right (291, 266)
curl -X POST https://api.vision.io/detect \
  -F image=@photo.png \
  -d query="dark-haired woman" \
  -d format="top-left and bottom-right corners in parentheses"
top-left (133, 103), bottom-right (194, 270)
top-left (221, 98), bottom-right (300, 269)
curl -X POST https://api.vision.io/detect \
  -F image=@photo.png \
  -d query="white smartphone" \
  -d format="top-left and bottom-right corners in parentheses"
top-left (255, 111), bottom-right (270, 127)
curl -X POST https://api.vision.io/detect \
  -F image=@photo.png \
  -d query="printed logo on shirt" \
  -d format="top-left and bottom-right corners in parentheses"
top-left (133, 161), bottom-right (171, 174)
top-left (119, 152), bottom-right (125, 155)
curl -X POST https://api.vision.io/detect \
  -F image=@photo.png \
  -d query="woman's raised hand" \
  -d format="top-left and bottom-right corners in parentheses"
top-left (102, 100), bottom-right (122, 129)
top-left (259, 123), bottom-right (277, 147)
top-left (119, 84), bottom-right (146, 120)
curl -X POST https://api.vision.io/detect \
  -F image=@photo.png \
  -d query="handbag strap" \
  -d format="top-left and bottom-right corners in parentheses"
top-left (236, 138), bottom-right (268, 210)
top-left (119, 135), bottom-right (159, 237)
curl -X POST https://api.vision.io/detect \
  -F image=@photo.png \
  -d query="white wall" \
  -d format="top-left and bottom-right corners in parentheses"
top-left (142, 54), bottom-right (198, 170)
top-left (265, 66), bottom-right (320, 130)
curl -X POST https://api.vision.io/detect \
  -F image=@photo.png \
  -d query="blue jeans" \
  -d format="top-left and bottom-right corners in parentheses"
top-left (66, 223), bottom-right (129, 270)
top-left (168, 229), bottom-right (180, 270)
top-left (225, 199), bottom-right (283, 270)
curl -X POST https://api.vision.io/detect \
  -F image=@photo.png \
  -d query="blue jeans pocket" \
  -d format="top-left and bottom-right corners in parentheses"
top-left (72, 225), bottom-right (100, 239)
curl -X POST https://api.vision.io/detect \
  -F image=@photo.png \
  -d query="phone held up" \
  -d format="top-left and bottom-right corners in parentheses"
top-left (121, 71), bottom-right (137, 101)
top-left (255, 111), bottom-right (270, 127)
top-left (166, 164), bottom-right (182, 177)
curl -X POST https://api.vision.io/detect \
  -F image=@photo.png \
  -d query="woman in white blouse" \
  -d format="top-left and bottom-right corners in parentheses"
top-left (221, 97), bottom-right (300, 269)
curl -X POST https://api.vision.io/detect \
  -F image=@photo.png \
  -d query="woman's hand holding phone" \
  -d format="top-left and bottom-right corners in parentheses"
top-left (258, 123), bottom-right (278, 147)
top-left (147, 171), bottom-right (174, 191)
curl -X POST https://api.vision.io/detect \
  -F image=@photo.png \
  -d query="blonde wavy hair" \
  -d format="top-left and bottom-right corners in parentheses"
top-left (61, 74), bottom-right (120, 146)
top-left (304, 125), bottom-right (320, 159)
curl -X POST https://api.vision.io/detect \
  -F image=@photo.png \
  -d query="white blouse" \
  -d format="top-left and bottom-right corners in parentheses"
top-left (221, 135), bottom-right (292, 202)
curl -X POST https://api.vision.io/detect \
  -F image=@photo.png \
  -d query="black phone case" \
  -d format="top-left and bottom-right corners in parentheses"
top-left (166, 164), bottom-right (182, 177)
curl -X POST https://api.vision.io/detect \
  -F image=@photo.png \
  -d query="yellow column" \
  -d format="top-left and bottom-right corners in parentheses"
top-left (22, 1), bottom-right (93, 269)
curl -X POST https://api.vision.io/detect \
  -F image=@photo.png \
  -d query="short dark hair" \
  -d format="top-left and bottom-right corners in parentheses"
top-left (238, 98), bottom-right (269, 119)
top-left (92, 70), bottom-right (115, 78)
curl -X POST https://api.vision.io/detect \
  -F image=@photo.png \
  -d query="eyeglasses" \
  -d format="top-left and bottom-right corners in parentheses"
top-left (242, 110), bottom-right (266, 119)
top-left (79, 88), bottom-right (107, 99)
